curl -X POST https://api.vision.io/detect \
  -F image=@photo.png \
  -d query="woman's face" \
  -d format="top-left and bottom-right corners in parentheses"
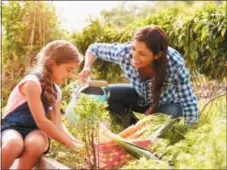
top-left (51, 62), bottom-right (78, 85)
top-left (131, 40), bottom-right (158, 69)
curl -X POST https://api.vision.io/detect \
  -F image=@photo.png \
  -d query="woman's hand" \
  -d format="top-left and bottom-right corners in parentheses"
top-left (144, 106), bottom-right (154, 115)
top-left (78, 68), bottom-right (91, 83)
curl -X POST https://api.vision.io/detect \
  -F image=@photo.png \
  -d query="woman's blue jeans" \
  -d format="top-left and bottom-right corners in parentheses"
top-left (104, 84), bottom-right (182, 125)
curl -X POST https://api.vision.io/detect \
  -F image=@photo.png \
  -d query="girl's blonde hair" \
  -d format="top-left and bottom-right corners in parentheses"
top-left (36, 40), bottom-right (80, 120)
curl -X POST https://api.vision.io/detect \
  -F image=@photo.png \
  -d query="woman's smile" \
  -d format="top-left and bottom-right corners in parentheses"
top-left (132, 59), bottom-right (142, 68)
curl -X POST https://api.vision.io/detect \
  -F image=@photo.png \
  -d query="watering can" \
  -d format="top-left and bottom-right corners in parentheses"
top-left (65, 80), bottom-right (109, 124)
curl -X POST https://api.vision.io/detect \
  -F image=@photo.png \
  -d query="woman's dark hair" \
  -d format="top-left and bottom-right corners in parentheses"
top-left (134, 25), bottom-right (168, 113)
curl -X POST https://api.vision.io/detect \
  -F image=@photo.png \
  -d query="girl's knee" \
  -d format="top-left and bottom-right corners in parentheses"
top-left (2, 136), bottom-right (24, 156)
top-left (24, 131), bottom-right (49, 156)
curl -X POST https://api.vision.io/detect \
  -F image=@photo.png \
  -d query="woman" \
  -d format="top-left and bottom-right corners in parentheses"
top-left (78, 25), bottom-right (198, 125)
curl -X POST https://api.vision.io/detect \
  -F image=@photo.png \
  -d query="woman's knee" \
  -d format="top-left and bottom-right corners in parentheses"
top-left (107, 84), bottom-right (136, 99)
top-left (107, 84), bottom-right (139, 107)
top-left (2, 130), bottom-right (24, 156)
top-left (24, 130), bottom-right (49, 156)
top-left (156, 103), bottom-right (182, 118)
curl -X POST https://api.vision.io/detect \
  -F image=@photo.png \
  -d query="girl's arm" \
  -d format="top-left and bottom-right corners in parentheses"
top-left (54, 97), bottom-right (83, 144)
top-left (21, 81), bottom-right (75, 148)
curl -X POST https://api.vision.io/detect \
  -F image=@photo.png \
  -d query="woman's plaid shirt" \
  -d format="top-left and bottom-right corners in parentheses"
top-left (88, 42), bottom-right (198, 124)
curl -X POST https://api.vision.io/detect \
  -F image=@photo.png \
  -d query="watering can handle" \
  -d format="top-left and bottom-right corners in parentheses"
top-left (88, 80), bottom-right (108, 87)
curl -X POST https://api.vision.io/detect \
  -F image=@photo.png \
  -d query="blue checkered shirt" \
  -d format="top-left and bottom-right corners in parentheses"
top-left (88, 42), bottom-right (199, 124)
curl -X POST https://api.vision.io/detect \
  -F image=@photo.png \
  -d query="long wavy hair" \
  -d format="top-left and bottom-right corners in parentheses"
top-left (134, 25), bottom-right (168, 113)
top-left (34, 40), bottom-right (80, 120)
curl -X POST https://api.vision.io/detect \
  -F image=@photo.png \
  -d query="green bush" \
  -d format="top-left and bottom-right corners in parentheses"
top-left (2, 1), bottom-right (65, 105)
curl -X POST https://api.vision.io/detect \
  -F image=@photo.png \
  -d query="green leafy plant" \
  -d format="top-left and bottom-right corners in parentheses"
top-left (70, 94), bottom-right (110, 169)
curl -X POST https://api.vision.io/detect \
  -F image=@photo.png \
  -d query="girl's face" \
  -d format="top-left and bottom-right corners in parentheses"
top-left (51, 62), bottom-right (78, 85)
top-left (131, 40), bottom-right (159, 69)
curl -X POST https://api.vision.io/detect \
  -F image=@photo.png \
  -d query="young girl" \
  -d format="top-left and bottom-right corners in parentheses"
top-left (79, 25), bottom-right (198, 125)
top-left (1, 40), bottom-right (84, 169)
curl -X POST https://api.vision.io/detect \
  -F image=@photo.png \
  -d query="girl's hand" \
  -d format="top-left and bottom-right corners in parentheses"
top-left (72, 138), bottom-right (84, 145)
top-left (65, 139), bottom-right (84, 152)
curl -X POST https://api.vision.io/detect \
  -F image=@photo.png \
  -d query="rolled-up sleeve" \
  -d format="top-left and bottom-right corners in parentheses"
top-left (175, 66), bottom-right (199, 124)
top-left (87, 42), bottom-right (129, 64)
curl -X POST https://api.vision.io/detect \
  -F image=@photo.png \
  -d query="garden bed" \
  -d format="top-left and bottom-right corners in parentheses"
top-left (10, 156), bottom-right (70, 169)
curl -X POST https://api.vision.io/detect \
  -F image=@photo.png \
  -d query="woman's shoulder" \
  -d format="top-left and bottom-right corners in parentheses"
top-left (167, 46), bottom-right (184, 67)
top-left (119, 41), bottom-right (133, 58)
top-left (111, 41), bottom-right (132, 52)
top-left (122, 41), bottom-right (133, 50)
top-left (166, 47), bottom-right (188, 80)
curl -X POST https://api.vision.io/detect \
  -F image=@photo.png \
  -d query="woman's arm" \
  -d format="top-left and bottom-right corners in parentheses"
top-left (175, 66), bottom-right (199, 125)
top-left (79, 42), bottom-right (131, 82)
top-left (87, 42), bottom-right (129, 63)
top-left (21, 81), bottom-right (76, 148)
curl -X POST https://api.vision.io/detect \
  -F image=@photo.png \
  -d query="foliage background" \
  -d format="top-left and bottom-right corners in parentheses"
top-left (2, 1), bottom-right (226, 107)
